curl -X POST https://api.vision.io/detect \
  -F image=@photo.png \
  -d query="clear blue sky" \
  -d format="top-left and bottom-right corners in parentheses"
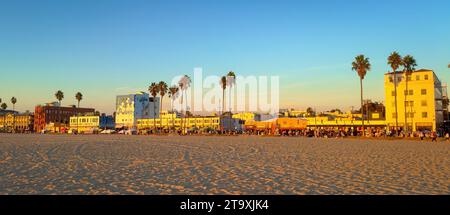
top-left (0, 0), bottom-right (449, 114)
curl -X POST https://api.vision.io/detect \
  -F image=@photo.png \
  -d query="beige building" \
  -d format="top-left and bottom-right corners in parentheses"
top-left (0, 112), bottom-right (34, 132)
top-left (384, 69), bottom-right (446, 131)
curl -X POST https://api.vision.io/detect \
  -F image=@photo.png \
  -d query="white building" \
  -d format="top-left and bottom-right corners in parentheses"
top-left (115, 92), bottom-right (160, 129)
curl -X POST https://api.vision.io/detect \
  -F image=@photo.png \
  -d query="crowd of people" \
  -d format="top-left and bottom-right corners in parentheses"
top-left (244, 127), bottom-right (450, 142)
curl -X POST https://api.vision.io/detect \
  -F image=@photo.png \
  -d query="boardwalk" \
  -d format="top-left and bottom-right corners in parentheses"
top-left (0, 134), bottom-right (448, 194)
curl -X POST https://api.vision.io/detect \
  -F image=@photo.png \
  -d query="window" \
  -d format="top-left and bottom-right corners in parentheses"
top-left (416, 75), bottom-right (420, 80)
top-left (422, 112), bottom-right (428, 118)
top-left (389, 77), bottom-right (393, 82)
top-left (391, 91), bottom-right (395, 96)
top-left (421, 100), bottom-right (427, 107)
top-left (407, 75), bottom-right (411, 81)
top-left (409, 90), bottom-right (413, 95)
top-left (392, 113), bottom-right (397, 118)
top-left (424, 74), bottom-right (429, 80)
top-left (421, 89), bottom-right (427, 95)
top-left (409, 101), bottom-right (414, 107)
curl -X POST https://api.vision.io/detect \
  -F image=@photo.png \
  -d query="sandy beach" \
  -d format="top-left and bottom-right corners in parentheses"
top-left (0, 134), bottom-right (448, 195)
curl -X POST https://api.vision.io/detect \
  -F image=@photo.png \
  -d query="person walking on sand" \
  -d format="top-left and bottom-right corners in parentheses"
top-left (445, 132), bottom-right (449, 142)
top-left (419, 131), bottom-right (424, 141)
top-left (431, 131), bottom-right (437, 142)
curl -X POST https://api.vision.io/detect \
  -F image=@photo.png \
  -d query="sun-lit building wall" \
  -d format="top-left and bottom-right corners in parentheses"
top-left (384, 69), bottom-right (445, 131)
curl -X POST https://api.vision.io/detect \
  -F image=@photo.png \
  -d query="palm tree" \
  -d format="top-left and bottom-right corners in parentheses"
top-left (11, 97), bottom-right (17, 111)
top-left (75, 92), bottom-right (83, 108)
top-left (352, 54), bottom-right (371, 137)
top-left (10, 97), bottom-right (17, 131)
top-left (0, 99), bottom-right (3, 130)
top-left (75, 92), bottom-right (83, 133)
top-left (158, 81), bottom-right (168, 130)
top-left (220, 76), bottom-right (227, 115)
top-left (168, 86), bottom-right (179, 130)
top-left (306, 107), bottom-right (315, 117)
top-left (402, 55), bottom-right (417, 134)
top-left (178, 75), bottom-right (191, 134)
top-left (1, 102), bottom-right (7, 128)
top-left (226, 71), bottom-right (236, 113)
top-left (1, 103), bottom-right (6, 129)
top-left (54, 90), bottom-right (64, 131)
top-left (149, 82), bottom-right (160, 133)
top-left (387, 52), bottom-right (403, 134)
top-left (55, 90), bottom-right (64, 106)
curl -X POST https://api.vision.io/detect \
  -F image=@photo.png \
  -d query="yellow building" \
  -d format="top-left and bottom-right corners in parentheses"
top-left (136, 115), bottom-right (220, 131)
top-left (69, 115), bottom-right (115, 133)
top-left (384, 69), bottom-right (445, 131)
top-left (305, 117), bottom-right (386, 128)
top-left (232, 112), bottom-right (255, 122)
top-left (0, 113), bottom-right (34, 132)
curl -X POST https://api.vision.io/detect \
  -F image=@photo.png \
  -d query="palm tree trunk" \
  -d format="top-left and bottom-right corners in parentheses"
top-left (171, 99), bottom-right (174, 131)
top-left (77, 101), bottom-right (80, 133)
top-left (360, 78), bottom-right (365, 137)
top-left (229, 86), bottom-right (232, 113)
top-left (12, 104), bottom-right (15, 132)
top-left (160, 96), bottom-right (163, 131)
top-left (181, 91), bottom-right (184, 134)
top-left (222, 89), bottom-right (225, 115)
top-left (153, 97), bottom-right (156, 133)
top-left (404, 74), bottom-right (408, 134)
top-left (394, 71), bottom-right (399, 135)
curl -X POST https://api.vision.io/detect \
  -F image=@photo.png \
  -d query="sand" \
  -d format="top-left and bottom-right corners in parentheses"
top-left (0, 134), bottom-right (448, 195)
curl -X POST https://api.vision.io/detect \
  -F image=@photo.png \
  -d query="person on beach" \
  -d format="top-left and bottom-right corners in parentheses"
top-left (445, 133), bottom-right (449, 142)
top-left (419, 132), bottom-right (424, 141)
top-left (431, 131), bottom-right (437, 142)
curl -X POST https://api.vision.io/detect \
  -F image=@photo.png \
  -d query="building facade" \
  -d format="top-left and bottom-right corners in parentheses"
top-left (34, 103), bottom-right (95, 133)
top-left (115, 92), bottom-right (160, 129)
top-left (232, 112), bottom-right (256, 122)
top-left (384, 69), bottom-right (446, 131)
top-left (0, 112), bottom-right (34, 132)
top-left (69, 115), bottom-right (115, 133)
top-left (136, 116), bottom-right (220, 132)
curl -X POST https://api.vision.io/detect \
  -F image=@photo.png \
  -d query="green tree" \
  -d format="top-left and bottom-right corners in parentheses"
top-left (178, 75), bottom-right (191, 134)
top-left (75, 92), bottom-right (83, 133)
top-left (352, 54), bottom-right (371, 137)
top-left (10, 97), bottom-right (17, 130)
top-left (158, 81), bottom-right (168, 130)
top-left (220, 76), bottom-right (227, 115)
top-left (168, 86), bottom-right (179, 130)
top-left (226, 71), bottom-right (236, 113)
top-left (0, 102), bottom-right (6, 130)
top-left (54, 90), bottom-right (64, 131)
top-left (149, 82), bottom-right (160, 132)
top-left (402, 55), bottom-right (417, 133)
top-left (75, 92), bottom-right (83, 108)
top-left (387, 52), bottom-right (403, 134)
top-left (11, 97), bottom-right (17, 111)
top-left (55, 90), bottom-right (64, 106)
